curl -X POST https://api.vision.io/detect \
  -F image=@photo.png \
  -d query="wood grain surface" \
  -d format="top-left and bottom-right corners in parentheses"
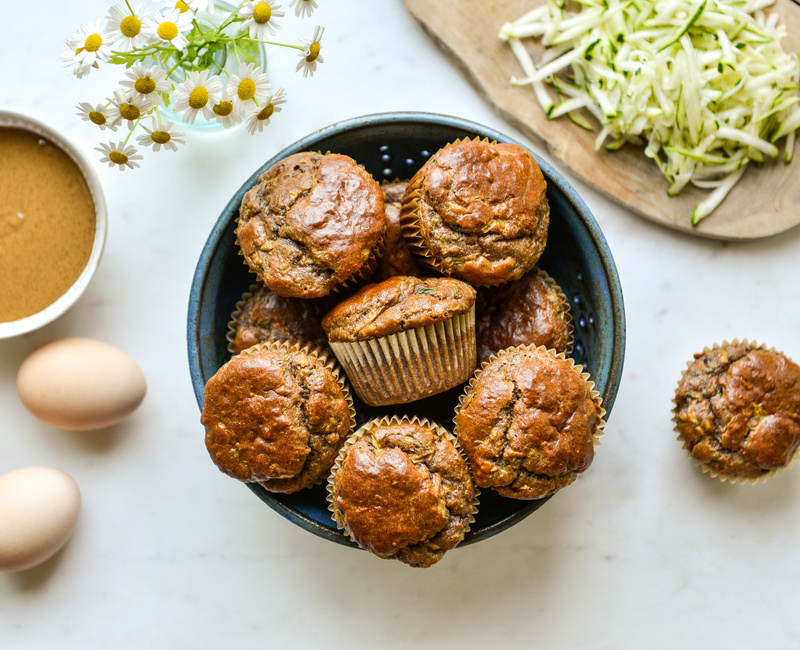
top-left (403, 0), bottom-right (800, 240)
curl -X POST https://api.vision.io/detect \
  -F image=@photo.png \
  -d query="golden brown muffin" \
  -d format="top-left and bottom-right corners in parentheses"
top-left (454, 346), bottom-right (603, 499)
top-left (201, 342), bottom-right (353, 493)
top-left (230, 285), bottom-right (327, 355)
top-left (374, 180), bottom-right (425, 281)
top-left (321, 276), bottom-right (478, 406)
top-left (328, 416), bottom-right (475, 568)
top-left (400, 139), bottom-right (549, 286)
top-left (476, 268), bottom-right (572, 365)
top-left (674, 340), bottom-right (800, 482)
top-left (236, 151), bottom-right (386, 298)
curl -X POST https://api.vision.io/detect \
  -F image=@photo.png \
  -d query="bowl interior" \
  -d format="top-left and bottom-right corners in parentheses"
top-left (188, 112), bottom-right (626, 547)
top-left (0, 111), bottom-right (107, 339)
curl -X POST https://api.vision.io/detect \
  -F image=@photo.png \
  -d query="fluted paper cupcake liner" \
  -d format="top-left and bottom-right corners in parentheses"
top-left (226, 283), bottom-right (262, 355)
top-left (328, 304), bottom-right (477, 406)
top-left (535, 267), bottom-right (574, 357)
top-left (672, 339), bottom-right (799, 485)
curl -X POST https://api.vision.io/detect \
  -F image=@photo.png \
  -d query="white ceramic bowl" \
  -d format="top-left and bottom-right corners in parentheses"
top-left (0, 110), bottom-right (107, 338)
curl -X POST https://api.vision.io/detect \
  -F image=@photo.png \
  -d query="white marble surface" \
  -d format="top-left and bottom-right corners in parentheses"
top-left (3, 1), bottom-right (800, 647)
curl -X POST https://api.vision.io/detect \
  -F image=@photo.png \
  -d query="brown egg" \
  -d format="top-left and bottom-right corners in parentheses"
top-left (17, 337), bottom-right (147, 431)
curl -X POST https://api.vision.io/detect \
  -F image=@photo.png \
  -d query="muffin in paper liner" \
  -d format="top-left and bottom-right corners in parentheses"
top-left (327, 303), bottom-right (477, 407)
top-left (453, 344), bottom-right (605, 500)
top-left (326, 414), bottom-right (479, 568)
top-left (202, 339), bottom-right (356, 493)
top-left (672, 339), bottom-right (800, 485)
top-left (234, 150), bottom-right (386, 299)
top-left (225, 283), bottom-right (329, 356)
top-left (398, 137), bottom-right (549, 287)
top-left (475, 267), bottom-right (574, 366)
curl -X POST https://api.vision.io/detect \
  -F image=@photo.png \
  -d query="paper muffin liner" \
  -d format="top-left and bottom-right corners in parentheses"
top-left (454, 344), bottom-right (606, 448)
top-left (328, 303), bottom-right (477, 407)
top-left (672, 339), bottom-right (799, 485)
top-left (226, 283), bottom-right (262, 355)
top-left (535, 267), bottom-right (574, 357)
top-left (231, 339), bottom-right (357, 452)
top-left (326, 414), bottom-right (480, 550)
top-left (399, 137), bottom-right (514, 287)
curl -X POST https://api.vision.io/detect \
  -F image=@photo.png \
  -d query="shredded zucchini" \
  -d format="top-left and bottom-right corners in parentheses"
top-left (500, 0), bottom-right (800, 224)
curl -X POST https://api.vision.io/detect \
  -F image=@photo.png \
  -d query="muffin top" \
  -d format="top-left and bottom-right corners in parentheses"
top-left (674, 341), bottom-right (800, 480)
top-left (330, 418), bottom-right (474, 568)
top-left (321, 275), bottom-right (476, 342)
top-left (201, 344), bottom-right (352, 493)
top-left (236, 151), bottom-right (386, 298)
top-left (402, 139), bottom-right (549, 286)
top-left (476, 269), bottom-right (571, 364)
top-left (232, 285), bottom-right (327, 354)
top-left (455, 347), bottom-right (600, 499)
top-left (374, 180), bottom-right (424, 281)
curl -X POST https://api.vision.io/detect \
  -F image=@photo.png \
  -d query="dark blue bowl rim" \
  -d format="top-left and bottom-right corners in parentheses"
top-left (187, 110), bottom-right (626, 547)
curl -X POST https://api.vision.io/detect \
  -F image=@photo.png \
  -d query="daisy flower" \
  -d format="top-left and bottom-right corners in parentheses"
top-left (62, 20), bottom-right (111, 77)
top-left (171, 70), bottom-right (223, 124)
top-left (227, 62), bottom-right (270, 108)
top-left (119, 65), bottom-right (171, 105)
top-left (161, 0), bottom-right (211, 12)
top-left (95, 141), bottom-right (143, 171)
top-left (105, 3), bottom-right (150, 51)
top-left (142, 9), bottom-right (193, 49)
top-left (289, 0), bottom-right (317, 18)
top-left (136, 120), bottom-right (186, 152)
top-left (111, 89), bottom-right (154, 129)
top-left (76, 102), bottom-right (121, 132)
top-left (211, 92), bottom-right (245, 129)
top-left (295, 26), bottom-right (324, 78)
top-left (238, 1), bottom-right (284, 40)
top-left (246, 87), bottom-right (286, 135)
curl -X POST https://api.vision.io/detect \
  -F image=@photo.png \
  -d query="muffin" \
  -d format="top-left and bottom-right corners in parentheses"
top-left (322, 275), bottom-right (477, 406)
top-left (476, 267), bottom-right (572, 365)
top-left (400, 138), bottom-right (549, 286)
top-left (201, 341), bottom-right (354, 493)
top-left (374, 180), bottom-right (425, 281)
top-left (236, 151), bottom-right (386, 298)
top-left (673, 340), bottom-right (800, 483)
top-left (227, 284), bottom-right (328, 355)
top-left (454, 345), bottom-right (604, 499)
top-left (328, 415), bottom-right (476, 568)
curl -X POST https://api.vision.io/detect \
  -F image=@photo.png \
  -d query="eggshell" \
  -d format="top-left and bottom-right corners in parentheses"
top-left (0, 466), bottom-right (81, 572)
top-left (17, 337), bottom-right (147, 431)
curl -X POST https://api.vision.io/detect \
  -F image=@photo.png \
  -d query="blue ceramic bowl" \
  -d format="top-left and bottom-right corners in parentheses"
top-left (187, 112), bottom-right (626, 548)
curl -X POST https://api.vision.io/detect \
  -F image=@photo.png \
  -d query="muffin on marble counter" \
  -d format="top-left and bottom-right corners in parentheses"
top-left (236, 151), bottom-right (386, 299)
top-left (228, 284), bottom-right (328, 355)
top-left (400, 138), bottom-right (549, 286)
top-left (673, 340), bottom-right (800, 482)
top-left (454, 345), bottom-right (603, 500)
top-left (328, 415), bottom-right (476, 568)
top-left (475, 267), bottom-right (572, 365)
top-left (201, 341), bottom-right (354, 494)
top-left (322, 275), bottom-right (477, 406)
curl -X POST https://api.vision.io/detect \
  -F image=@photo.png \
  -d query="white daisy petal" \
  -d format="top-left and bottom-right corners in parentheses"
top-left (136, 119), bottom-right (186, 152)
top-left (76, 102), bottom-right (120, 131)
top-left (245, 87), bottom-right (286, 135)
top-left (238, 1), bottom-right (284, 40)
top-left (171, 70), bottom-right (223, 124)
top-left (289, 0), bottom-right (317, 18)
top-left (119, 65), bottom-right (172, 105)
top-left (295, 25), bottom-right (324, 77)
top-left (142, 9), bottom-right (193, 49)
top-left (105, 3), bottom-right (151, 51)
top-left (95, 141), bottom-right (143, 170)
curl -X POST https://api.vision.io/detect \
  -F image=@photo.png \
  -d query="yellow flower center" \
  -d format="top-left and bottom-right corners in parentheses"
top-left (307, 42), bottom-right (320, 62)
top-left (135, 77), bottom-right (156, 94)
top-left (109, 151), bottom-right (129, 165)
top-left (158, 21), bottom-right (179, 41)
top-left (189, 86), bottom-right (209, 109)
top-left (84, 33), bottom-right (103, 52)
top-left (120, 16), bottom-right (141, 38)
top-left (120, 103), bottom-right (141, 121)
top-left (253, 3), bottom-right (272, 24)
top-left (88, 111), bottom-right (107, 126)
top-left (213, 101), bottom-right (234, 117)
top-left (237, 79), bottom-right (257, 101)
top-left (151, 130), bottom-right (172, 144)
top-left (175, 0), bottom-right (191, 12)
top-left (257, 103), bottom-right (274, 120)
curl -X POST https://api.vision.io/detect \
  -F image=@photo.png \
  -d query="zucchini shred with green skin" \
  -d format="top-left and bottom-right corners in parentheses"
top-left (500, 0), bottom-right (800, 224)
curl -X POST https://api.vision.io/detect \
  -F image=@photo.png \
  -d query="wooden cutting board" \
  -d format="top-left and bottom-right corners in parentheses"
top-left (403, 0), bottom-right (800, 240)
